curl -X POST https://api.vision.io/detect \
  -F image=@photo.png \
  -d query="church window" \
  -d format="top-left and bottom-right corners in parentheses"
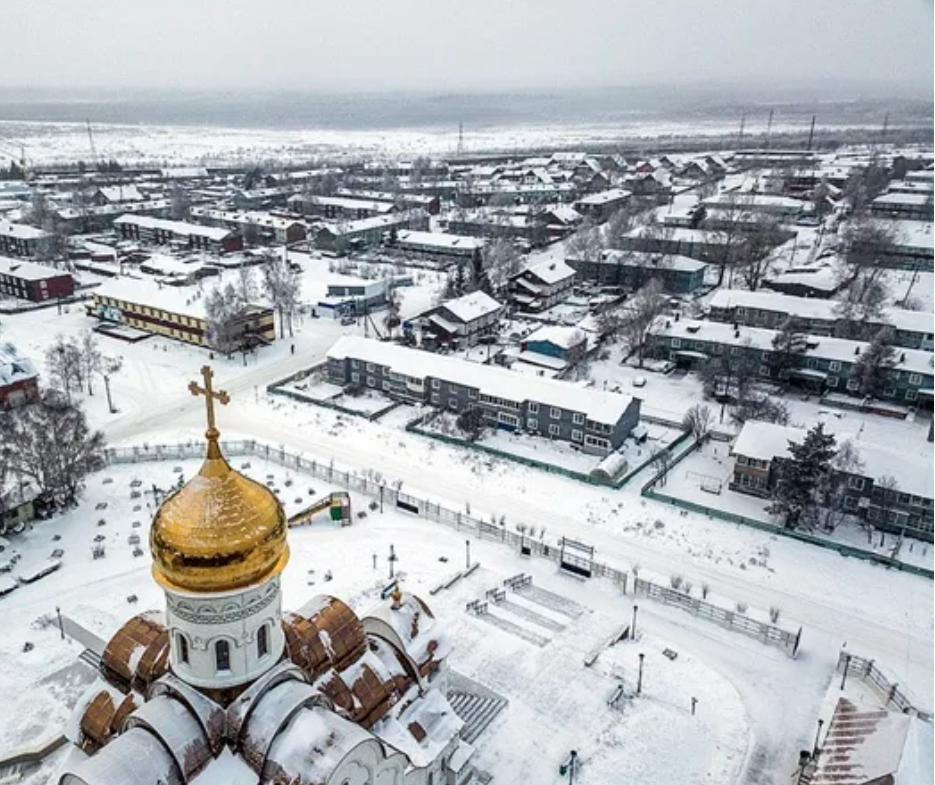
top-left (215, 639), bottom-right (231, 671)
top-left (257, 625), bottom-right (270, 658)
top-left (177, 633), bottom-right (189, 664)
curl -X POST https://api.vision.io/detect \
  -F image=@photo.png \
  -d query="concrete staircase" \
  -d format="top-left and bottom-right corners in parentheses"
top-left (447, 689), bottom-right (508, 744)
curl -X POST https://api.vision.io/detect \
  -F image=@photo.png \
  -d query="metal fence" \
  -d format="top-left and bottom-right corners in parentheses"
top-left (632, 577), bottom-right (801, 657)
top-left (101, 439), bottom-right (826, 655)
top-left (644, 485), bottom-right (934, 580)
top-left (836, 651), bottom-right (933, 722)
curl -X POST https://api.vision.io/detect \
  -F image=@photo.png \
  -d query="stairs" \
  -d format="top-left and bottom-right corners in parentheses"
top-left (447, 690), bottom-right (508, 744)
top-left (78, 648), bottom-right (101, 670)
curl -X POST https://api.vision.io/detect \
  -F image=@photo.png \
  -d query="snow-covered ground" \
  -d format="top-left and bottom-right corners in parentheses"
top-left (662, 440), bottom-right (934, 571)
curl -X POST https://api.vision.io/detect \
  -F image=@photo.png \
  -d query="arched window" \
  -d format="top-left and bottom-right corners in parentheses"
top-left (257, 624), bottom-right (270, 659)
top-left (177, 633), bottom-right (189, 665)
top-left (215, 639), bottom-right (231, 672)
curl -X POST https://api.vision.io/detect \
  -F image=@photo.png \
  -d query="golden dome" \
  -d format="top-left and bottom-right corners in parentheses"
top-left (150, 436), bottom-right (290, 593)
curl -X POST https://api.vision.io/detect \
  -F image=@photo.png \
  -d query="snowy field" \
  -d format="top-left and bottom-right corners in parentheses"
top-left (1, 115), bottom-right (876, 167)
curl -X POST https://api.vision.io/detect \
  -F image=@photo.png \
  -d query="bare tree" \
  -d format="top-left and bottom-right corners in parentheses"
top-left (702, 191), bottom-right (752, 286)
top-left (821, 439), bottom-right (865, 534)
top-left (565, 220), bottom-right (603, 261)
top-left (484, 239), bottom-right (523, 293)
top-left (237, 265), bottom-right (258, 303)
top-left (769, 315), bottom-right (808, 378)
top-left (80, 330), bottom-right (103, 396)
top-left (735, 214), bottom-right (785, 291)
top-left (619, 278), bottom-right (668, 367)
top-left (650, 446), bottom-right (671, 486)
top-left (169, 182), bottom-right (191, 220)
top-left (700, 337), bottom-right (759, 404)
top-left (383, 283), bottom-right (403, 337)
top-left (682, 404), bottom-right (715, 443)
top-left (1, 391), bottom-right (105, 510)
top-left (842, 164), bottom-right (889, 213)
top-left (45, 334), bottom-right (83, 399)
top-left (834, 216), bottom-right (897, 325)
top-left (262, 255), bottom-right (302, 338)
top-left (873, 475), bottom-right (900, 543)
top-left (205, 283), bottom-right (247, 356)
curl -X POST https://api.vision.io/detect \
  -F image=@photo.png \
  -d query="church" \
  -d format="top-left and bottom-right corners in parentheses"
top-left (57, 367), bottom-right (475, 785)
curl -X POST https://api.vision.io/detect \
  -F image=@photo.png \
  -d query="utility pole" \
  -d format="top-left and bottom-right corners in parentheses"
top-left (457, 121), bottom-right (464, 160)
top-left (736, 113), bottom-right (746, 150)
top-left (388, 544), bottom-right (397, 580)
top-left (806, 115), bottom-right (816, 151)
top-left (765, 109), bottom-right (774, 151)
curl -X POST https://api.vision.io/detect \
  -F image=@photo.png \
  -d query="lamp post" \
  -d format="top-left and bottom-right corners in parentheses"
top-left (840, 654), bottom-right (851, 691)
top-left (56, 606), bottom-right (64, 640)
top-left (631, 604), bottom-right (639, 639)
top-left (812, 718), bottom-right (824, 757)
top-left (465, 539), bottom-right (471, 570)
top-left (637, 653), bottom-right (645, 695)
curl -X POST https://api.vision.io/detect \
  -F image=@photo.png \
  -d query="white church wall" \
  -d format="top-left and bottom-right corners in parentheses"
top-left (165, 575), bottom-right (285, 689)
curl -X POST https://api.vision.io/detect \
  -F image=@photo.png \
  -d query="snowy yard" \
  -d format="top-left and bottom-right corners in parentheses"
top-left (659, 441), bottom-right (934, 571)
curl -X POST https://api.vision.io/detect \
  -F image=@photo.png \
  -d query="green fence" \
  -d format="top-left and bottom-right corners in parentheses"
top-left (643, 486), bottom-right (934, 580)
top-left (408, 412), bottom-right (690, 490)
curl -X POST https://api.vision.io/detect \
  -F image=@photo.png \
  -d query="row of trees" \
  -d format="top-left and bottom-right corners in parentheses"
top-left (45, 332), bottom-right (123, 411)
top-left (0, 392), bottom-right (105, 522)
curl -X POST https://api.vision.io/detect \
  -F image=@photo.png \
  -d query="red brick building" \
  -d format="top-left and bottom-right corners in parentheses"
top-left (0, 347), bottom-right (39, 409)
top-left (0, 256), bottom-right (75, 302)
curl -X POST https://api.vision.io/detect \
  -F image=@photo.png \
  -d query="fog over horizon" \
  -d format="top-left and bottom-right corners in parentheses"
top-left (2, 0), bottom-right (932, 98)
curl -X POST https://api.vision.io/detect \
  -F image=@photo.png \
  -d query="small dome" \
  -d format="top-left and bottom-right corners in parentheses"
top-left (150, 438), bottom-right (289, 594)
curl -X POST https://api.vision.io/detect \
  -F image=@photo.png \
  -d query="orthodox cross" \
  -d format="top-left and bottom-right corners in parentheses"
top-left (189, 365), bottom-right (230, 434)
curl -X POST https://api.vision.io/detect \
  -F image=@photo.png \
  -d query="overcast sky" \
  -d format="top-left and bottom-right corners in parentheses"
top-left (3, 0), bottom-right (932, 95)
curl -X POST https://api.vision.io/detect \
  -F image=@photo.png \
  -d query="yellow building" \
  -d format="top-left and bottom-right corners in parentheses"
top-left (90, 278), bottom-right (275, 350)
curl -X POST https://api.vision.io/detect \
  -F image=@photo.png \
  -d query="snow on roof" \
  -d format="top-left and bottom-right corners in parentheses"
top-left (708, 289), bottom-right (934, 337)
top-left (525, 324), bottom-right (586, 349)
top-left (703, 193), bottom-right (805, 210)
top-left (597, 249), bottom-right (707, 273)
top-left (652, 319), bottom-right (935, 377)
top-left (97, 184), bottom-right (144, 203)
top-left (731, 421), bottom-right (800, 462)
top-left (65, 726), bottom-right (179, 785)
top-left (190, 748), bottom-right (259, 785)
top-left (0, 255), bottom-right (69, 281)
top-left (363, 593), bottom-right (448, 666)
top-left (0, 346), bottom-right (38, 386)
top-left (576, 188), bottom-right (632, 206)
top-left (94, 276), bottom-right (213, 320)
top-left (440, 290), bottom-right (503, 323)
top-left (190, 206), bottom-right (305, 231)
top-left (266, 705), bottom-right (373, 784)
top-left (0, 220), bottom-right (51, 240)
top-left (522, 258), bottom-right (576, 284)
top-left (887, 220), bottom-right (935, 250)
top-left (328, 336), bottom-right (638, 425)
top-left (732, 421), bottom-right (934, 498)
top-left (396, 230), bottom-right (486, 251)
top-left (373, 686), bottom-right (463, 769)
top-left (765, 267), bottom-right (840, 292)
top-left (873, 192), bottom-right (933, 206)
top-left (547, 205), bottom-right (582, 224)
top-left (319, 211), bottom-right (421, 236)
top-left (113, 214), bottom-right (234, 242)
top-left (294, 194), bottom-right (396, 214)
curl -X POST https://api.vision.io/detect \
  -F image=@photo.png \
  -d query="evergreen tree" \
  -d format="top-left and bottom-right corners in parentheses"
top-left (768, 423), bottom-right (837, 529)
top-left (851, 327), bottom-right (897, 398)
top-left (769, 315), bottom-right (808, 378)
